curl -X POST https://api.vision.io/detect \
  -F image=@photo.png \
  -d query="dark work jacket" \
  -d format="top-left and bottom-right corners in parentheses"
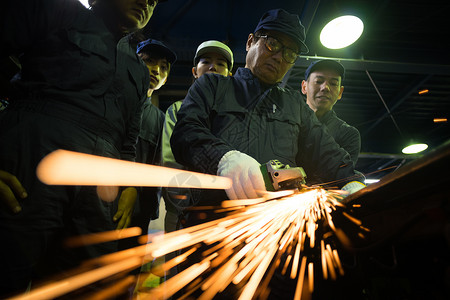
top-left (0, 0), bottom-right (150, 291)
top-left (171, 68), bottom-right (363, 212)
top-left (135, 100), bottom-right (165, 224)
top-left (1, 0), bottom-right (149, 161)
top-left (318, 110), bottom-right (361, 167)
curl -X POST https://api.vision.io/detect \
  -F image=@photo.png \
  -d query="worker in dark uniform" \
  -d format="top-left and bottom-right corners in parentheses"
top-left (171, 9), bottom-right (365, 299)
top-left (301, 59), bottom-right (361, 166)
top-left (171, 9), bottom-right (365, 226)
top-left (0, 0), bottom-right (159, 296)
top-left (162, 40), bottom-right (234, 232)
top-left (131, 38), bottom-right (176, 236)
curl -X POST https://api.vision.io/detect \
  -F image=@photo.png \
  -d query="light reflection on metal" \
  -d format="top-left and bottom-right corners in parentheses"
top-left (402, 143), bottom-right (428, 154)
top-left (36, 149), bottom-right (231, 189)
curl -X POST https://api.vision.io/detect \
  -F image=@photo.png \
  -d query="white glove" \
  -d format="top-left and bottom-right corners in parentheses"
top-left (341, 181), bottom-right (366, 195)
top-left (217, 150), bottom-right (266, 199)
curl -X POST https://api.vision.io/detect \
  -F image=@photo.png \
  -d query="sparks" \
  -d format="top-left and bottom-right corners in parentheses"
top-left (138, 188), bottom-right (365, 299)
top-left (10, 188), bottom-right (365, 300)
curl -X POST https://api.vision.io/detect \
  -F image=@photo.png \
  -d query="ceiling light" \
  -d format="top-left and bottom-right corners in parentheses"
top-left (418, 89), bottom-right (429, 94)
top-left (78, 0), bottom-right (90, 8)
top-left (402, 143), bottom-right (428, 154)
top-left (320, 15), bottom-right (364, 49)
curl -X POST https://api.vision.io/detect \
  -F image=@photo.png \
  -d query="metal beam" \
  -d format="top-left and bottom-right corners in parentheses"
top-left (293, 55), bottom-right (450, 76)
top-left (358, 152), bottom-right (421, 159)
top-left (362, 74), bottom-right (433, 136)
top-left (364, 70), bottom-right (403, 136)
top-left (280, 0), bottom-right (321, 86)
top-left (300, 0), bottom-right (321, 34)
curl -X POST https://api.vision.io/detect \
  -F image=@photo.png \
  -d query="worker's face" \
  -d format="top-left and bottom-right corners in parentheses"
top-left (113, 0), bottom-right (157, 32)
top-left (301, 69), bottom-right (344, 114)
top-left (139, 52), bottom-right (169, 93)
top-left (245, 30), bottom-right (298, 85)
top-left (192, 53), bottom-right (230, 78)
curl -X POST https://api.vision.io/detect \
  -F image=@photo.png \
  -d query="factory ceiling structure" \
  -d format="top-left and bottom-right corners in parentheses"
top-left (144, 0), bottom-right (450, 181)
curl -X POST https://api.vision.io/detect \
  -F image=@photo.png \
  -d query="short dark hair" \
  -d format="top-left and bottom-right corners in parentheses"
top-left (138, 51), bottom-right (172, 74)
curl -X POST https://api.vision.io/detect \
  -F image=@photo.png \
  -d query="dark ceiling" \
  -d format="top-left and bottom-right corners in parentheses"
top-left (145, 0), bottom-right (450, 180)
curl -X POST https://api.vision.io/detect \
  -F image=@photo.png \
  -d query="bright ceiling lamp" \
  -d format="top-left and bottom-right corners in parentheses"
top-left (320, 15), bottom-right (364, 49)
top-left (78, 0), bottom-right (90, 8)
top-left (402, 143), bottom-right (428, 154)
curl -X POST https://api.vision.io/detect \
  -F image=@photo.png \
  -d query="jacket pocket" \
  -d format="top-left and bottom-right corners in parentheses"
top-left (266, 111), bottom-right (300, 163)
top-left (63, 29), bottom-right (114, 94)
top-left (211, 105), bottom-right (248, 146)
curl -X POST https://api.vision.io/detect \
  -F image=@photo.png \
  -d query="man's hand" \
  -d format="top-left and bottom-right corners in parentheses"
top-left (113, 187), bottom-right (137, 229)
top-left (217, 150), bottom-right (266, 199)
top-left (0, 170), bottom-right (27, 213)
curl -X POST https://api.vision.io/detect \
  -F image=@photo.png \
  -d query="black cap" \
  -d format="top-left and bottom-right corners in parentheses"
top-left (137, 39), bottom-right (177, 65)
top-left (254, 9), bottom-right (309, 54)
top-left (304, 60), bottom-right (345, 81)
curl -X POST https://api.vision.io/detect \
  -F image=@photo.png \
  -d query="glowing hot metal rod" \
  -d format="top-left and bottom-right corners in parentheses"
top-left (36, 149), bottom-right (232, 189)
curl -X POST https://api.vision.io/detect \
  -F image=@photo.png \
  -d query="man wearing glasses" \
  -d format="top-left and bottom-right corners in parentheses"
top-left (171, 9), bottom-right (365, 225)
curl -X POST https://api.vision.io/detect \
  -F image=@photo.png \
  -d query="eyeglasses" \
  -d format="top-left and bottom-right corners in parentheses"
top-left (256, 35), bottom-right (299, 64)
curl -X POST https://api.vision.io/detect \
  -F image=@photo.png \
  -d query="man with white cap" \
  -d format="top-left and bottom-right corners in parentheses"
top-left (159, 40), bottom-right (233, 282)
top-left (161, 40), bottom-right (234, 233)
top-left (191, 40), bottom-right (234, 79)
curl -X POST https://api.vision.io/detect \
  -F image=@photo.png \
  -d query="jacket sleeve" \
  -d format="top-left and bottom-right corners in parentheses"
top-left (162, 101), bottom-right (184, 169)
top-left (338, 125), bottom-right (361, 167)
top-left (171, 75), bottom-right (234, 175)
top-left (297, 101), bottom-right (364, 188)
top-left (121, 97), bottom-right (145, 162)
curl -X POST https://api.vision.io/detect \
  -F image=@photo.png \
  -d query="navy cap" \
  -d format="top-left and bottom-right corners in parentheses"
top-left (254, 9), bottom-right (309, 54)
top-left (304, 59), bottom-right (345, 81)
top-left (137, 39), bottom-right (177, 65)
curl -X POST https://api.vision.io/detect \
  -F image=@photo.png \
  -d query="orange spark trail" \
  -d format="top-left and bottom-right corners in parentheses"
top-left (64, 227), bottom-right (142, 247)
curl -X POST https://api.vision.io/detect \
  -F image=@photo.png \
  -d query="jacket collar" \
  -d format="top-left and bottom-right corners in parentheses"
top-left (318, 109), bottom-right (336, 122)
top-left (235, 67), bottom-right (280, 90)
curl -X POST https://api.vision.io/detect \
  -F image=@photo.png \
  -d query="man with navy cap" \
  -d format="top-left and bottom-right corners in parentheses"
top-left (114, 39), bottom-right (177, 236)
top-left (171, 9), bottom-right (365, 220)
top-left (302, 59), bottom-right (361, 166)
